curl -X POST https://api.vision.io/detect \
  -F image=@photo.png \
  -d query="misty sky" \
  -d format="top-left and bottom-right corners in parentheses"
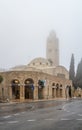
top-left (0, 0), bottom-right (82, 71)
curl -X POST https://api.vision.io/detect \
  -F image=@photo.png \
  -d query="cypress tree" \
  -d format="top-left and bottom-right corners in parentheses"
top-left (76, 58), bottom-right (82, 88)
top-left (69, 54), bottom-right (75, 87)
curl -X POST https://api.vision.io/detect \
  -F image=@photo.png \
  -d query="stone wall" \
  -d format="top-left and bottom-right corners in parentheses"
top-left (0, 71), bottom-right (72, 101)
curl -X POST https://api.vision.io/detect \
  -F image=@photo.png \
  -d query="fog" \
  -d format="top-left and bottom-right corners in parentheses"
top-left (0, 0), bottom-right (82, 71)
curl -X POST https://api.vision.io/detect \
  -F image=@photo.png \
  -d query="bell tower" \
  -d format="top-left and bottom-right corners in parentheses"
top-left (46, 31), bottom-right (59, 66)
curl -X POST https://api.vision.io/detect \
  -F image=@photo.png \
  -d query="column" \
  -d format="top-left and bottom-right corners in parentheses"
top-left (34, 85), bottom-right (38, 100)
top-left (54, 88), bottom-right (56, 98)
top-left (63, 86), bottom-right (67, 99)
top-left (20, 85), bottom-right (25, 100)
top-left (42, 86), bottom-right (48, 99)
top-left (9, 86), bottom-right (12, 100)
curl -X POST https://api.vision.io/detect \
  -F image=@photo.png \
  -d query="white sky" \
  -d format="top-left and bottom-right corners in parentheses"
top-left (0, 0), bottom-right (82, 71)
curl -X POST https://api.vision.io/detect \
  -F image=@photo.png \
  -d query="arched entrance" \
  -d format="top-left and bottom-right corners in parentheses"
top-left (52, 83), bottom-right (56, 98)
top-left (38, 80), bottom-right (45, 99)
top-left (66, 85), bottom-right (71, 98)
top-left (56, 83), bottom-right (59, 98)
top-left (24, 78), bottom-right (34, 99)
top-left (11, 79), bottom-right (20, 99)
top-left (69, 86), bottom-right (71, 98)
top-left (60, 84), bottom-right (63, 97)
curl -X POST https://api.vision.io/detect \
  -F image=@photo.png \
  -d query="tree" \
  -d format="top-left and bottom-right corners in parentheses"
top-left (0, 75), bottom-right (3, 84)
top-left (38, 80), bottom-right (45, 87)
top-left (69, 54), bottom-right (75, 87)
top-left (75, 58), bottom-right (82, 88)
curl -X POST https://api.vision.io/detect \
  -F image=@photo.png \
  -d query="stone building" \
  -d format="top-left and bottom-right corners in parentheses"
top-left (74, 87), bottom-right (82, 97)
top-left (0, 31), bottom-right (72, 101)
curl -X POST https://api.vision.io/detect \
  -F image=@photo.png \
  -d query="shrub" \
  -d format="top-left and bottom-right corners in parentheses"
top-left (0, 75), bottom-right (3, 83)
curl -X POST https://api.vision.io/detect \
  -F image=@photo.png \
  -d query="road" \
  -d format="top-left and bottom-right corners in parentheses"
top-left (0, 99), bottom-right (82, 130)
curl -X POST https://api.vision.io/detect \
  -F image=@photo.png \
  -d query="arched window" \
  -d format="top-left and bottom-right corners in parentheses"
top-left (60, 84), bottom-right (62, 87)
top-left (52, 83), bottom-right (55, 86)
top-left (25, 78), bottom-right (34, 85)
top-left (11, 79), bottom-right (20, 99)
top-left (56, 83), bottom-right (59, 89)
top-left (33, 63), bottom-right (35, 65)
top-left (24, 78), bottom-right (34, 99)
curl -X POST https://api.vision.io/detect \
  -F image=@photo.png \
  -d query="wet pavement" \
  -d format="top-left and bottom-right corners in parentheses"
top-left (0, 100), bottom-right (66, 116)
top-left (0, 99), bottom-right (82, 130)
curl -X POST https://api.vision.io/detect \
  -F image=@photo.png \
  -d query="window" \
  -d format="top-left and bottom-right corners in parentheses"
top-left (33, 63), bottom-right (35, 65)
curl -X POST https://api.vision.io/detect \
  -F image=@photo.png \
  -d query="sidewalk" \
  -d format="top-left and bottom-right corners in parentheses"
top-left (0, 98), bottom-right (67, 107)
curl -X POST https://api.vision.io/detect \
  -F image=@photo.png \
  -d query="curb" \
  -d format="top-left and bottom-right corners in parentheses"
top-left (0, 98), bottom-right (67, 107)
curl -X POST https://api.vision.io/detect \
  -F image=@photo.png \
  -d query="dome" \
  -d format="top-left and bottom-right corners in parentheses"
top-left (27, 57), bottom-right (51, 68)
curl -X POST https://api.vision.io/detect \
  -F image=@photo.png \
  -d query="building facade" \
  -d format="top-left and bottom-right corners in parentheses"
top-left (0, 31), bottom-right (73, 102)
top-left (0, 71), bottom-right (72, 101)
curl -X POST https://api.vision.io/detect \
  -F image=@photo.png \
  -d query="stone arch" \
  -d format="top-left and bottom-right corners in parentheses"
top-left (52, 83), bottom-right (55, 86)
top-left (66, 85), bottom-right (72, 99)
top-left (11, 79), bottom-right (20, 99)
top-left (60, 84), bottom-right (62, 87)
top-left (52, 82), bottom-right (56, 98)
top-left (60, 84), bottom-right (63, 97)
top-left (24, 78), bottom-right (34, 99)
top-left (56, 83), bottom-right (59, 97)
